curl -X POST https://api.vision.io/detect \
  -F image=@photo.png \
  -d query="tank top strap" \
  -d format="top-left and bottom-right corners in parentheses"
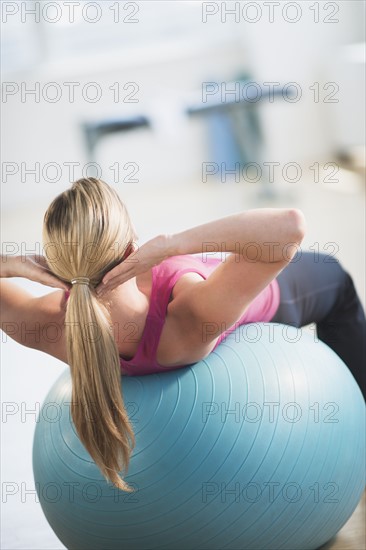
top-left (148, 262), bottom-right (176, 321)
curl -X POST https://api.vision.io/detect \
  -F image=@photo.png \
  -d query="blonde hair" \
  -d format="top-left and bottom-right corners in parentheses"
top-left (43, 177), bottom-right (137, 492)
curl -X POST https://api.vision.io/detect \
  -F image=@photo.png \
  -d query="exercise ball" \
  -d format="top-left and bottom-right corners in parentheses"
top-left (33, 323), bottom-right (365, 550)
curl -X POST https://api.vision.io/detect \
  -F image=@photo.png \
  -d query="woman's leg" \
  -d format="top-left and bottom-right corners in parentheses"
top-left (271, 251), bottom-right (366, 399)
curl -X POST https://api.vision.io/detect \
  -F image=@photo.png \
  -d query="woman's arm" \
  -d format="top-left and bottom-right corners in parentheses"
top-left (0, 254), bottom-right (69, 356)
top-left (167, 208), bottom-right (306, 262)
top-left (0, 278), bottom-right (67, 360)
top-left (165, 208), bottom-right (306, 354)
top-left (96, 208), bottom-right (306, 294)
top-left (1, 254), bottom-right (69, 290)
top-left (1, 254), bottom-right (19, 277)
top-left (0, 279), bottom-right (40, 345)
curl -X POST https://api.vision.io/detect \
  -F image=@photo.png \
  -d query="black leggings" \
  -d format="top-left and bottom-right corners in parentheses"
top-left (271, 251), bottom-right (366, 400)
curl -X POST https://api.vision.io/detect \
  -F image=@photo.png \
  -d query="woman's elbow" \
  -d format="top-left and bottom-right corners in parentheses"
top-left (287, 208), bottom-right (307, 243)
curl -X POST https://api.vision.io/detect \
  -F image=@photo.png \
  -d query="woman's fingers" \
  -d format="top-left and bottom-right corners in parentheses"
top-left (34, 255), bottom-right (51, 269)
top-left (24, 256), bottom-right (70, 290)
top-left (96, 272), bottom-right (128, 295)
top-left (102, 266), bottom-right (123, 285)
top-left (45, 276), bottom-right (70, 290)
top-left (32, 269), bottom-right (70, 290)
top-left (95, 261), bottom-right (138, 295)
top-left (36, 267), bottom-right (69, 290)
top-left (96, 279), bottom-right (120, 296)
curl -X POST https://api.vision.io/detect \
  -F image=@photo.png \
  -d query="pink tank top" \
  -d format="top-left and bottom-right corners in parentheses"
top-left (118, 254), bottom-right (280, 375)
top-left (65, 254), bottom-right (280, 376)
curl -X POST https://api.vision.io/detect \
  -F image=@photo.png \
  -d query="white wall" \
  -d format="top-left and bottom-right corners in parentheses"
top-left (233, 0), bottom-right (365, 164)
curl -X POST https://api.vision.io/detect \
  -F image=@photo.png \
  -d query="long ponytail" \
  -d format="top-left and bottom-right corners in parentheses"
top-left (66, 282), bottom-right (135, 491)
top-left (43, 177), bottom-right (138, 491)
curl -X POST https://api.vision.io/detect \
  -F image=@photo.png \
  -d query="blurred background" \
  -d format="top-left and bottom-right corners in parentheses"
top-left (1, 1), bottom-right (365, 548)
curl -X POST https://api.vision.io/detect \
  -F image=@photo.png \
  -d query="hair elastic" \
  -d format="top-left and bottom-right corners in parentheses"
top-left (71, 277), bottom-right (90, 286)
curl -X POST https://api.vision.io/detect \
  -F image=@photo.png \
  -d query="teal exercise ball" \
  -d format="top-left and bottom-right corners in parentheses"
top-left (33, 323), bottom-right (365, 550)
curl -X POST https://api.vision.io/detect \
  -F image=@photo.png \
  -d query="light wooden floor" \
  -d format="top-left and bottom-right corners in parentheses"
top-left (319, 490), bottom-right (365, 550)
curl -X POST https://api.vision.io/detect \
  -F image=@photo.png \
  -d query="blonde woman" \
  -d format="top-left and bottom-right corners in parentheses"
top-left (1, 178), bottom-right (365, 492)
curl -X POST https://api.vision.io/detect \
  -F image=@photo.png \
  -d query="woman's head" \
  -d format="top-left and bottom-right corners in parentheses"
top-left (43, 177), bottom-right (137, 287)
top-left (42, 178), bottom-right (138, 492)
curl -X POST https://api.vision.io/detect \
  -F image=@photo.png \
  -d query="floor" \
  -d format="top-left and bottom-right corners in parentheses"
top-left (1, 169), bottom-right (365, 549)
top-left (319, 491), bottom-right (365, 550)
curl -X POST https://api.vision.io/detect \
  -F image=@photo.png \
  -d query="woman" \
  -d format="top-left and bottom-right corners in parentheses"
top-left (1, 177), bottom-right (365, 492)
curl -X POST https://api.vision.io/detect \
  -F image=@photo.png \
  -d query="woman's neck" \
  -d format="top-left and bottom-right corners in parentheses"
top-left (103, 277), bottom-right (149, 315)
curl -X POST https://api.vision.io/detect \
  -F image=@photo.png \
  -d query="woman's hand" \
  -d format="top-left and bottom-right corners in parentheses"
top-left (96, 235), bottom-right (171, 296)
top-left (1, 254), bottom-right (70, 291)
